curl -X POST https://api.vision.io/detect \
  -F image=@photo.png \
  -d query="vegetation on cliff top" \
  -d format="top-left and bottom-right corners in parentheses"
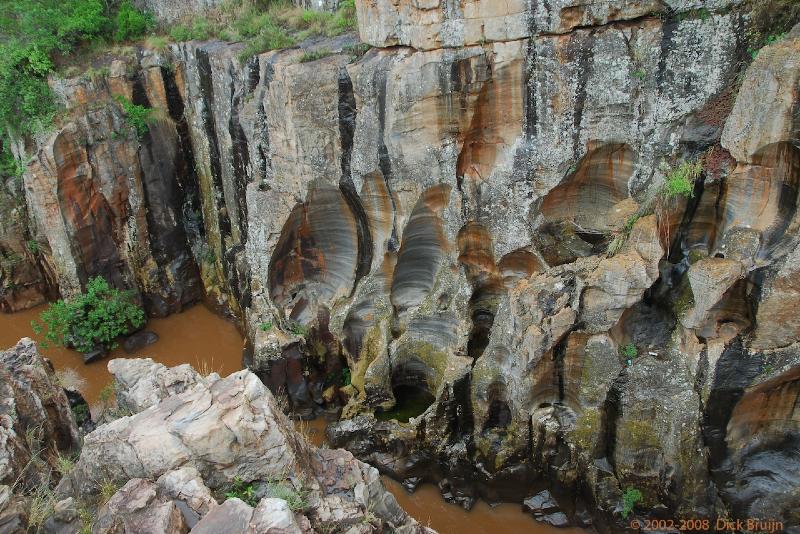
top-left (32, 276), bottom-right (146, 353)
top-left (0, 0), bottom-right (154, 167)
top-left (169, 0), bottom-right (357, 60)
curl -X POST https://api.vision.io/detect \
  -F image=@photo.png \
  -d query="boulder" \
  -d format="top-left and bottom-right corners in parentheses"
top-left (156, 467), bottom-right (217, 519)
top-left (42, 497), bottom-right (81, 534)
top-left (107, 358), bottom-right (203, 414)
top-left (191, 498), bottom-right (253, 534)
top-left (93, 478), bottom-right (187, 534)
top-left (721, 34), bottom-right (800, 164)
top-left (122, 331), bottom-right (160, 354)
top-left (58, 362), bottom-right (430, 533)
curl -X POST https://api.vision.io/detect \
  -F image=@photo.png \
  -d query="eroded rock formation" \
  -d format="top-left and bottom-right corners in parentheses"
top-left (2, 0), bottom-right (800, 531)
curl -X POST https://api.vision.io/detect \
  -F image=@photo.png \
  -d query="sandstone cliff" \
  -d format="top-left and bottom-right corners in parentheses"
top-left (1, 0), bottom-right (799, 531)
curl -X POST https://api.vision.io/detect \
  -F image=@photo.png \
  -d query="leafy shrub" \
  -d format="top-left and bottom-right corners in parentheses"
top-left (225, 476), bottom-right (258, 506)
top-left (259, 321), bottom-right (273, 331)
top-left (71, 403), bottom-right (90, 426)
top-left (115, 96), bottom-right (153, 138)
top-left (114, 0), bottom-right (155, 42)
top-left (0, 0), bottom-right (109, 149)
top-left (289, 321), bottom-right (308, 336)
top-left (32, 276), bottom-right (146, 353)
top-left (621, 487), bottom-right (643, 518)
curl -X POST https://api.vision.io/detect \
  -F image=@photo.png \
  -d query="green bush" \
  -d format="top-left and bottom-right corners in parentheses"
top-left (71, 403), bottom-right (90, 426)
top-left (114, 0), bottom-right (155, 42)
top-left (341, 367), bottom-right (351, 386)
top-left (32, 276), bottom-right (146, 353)
top-left (115, 96), bottom-right (153, 138)
top-left (0, 0), bottom-right (111, 140)
top-left (621, 487), bottom-right (643, 518)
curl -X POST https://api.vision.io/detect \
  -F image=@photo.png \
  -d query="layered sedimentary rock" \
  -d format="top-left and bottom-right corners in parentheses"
top-left (2, 0), bottom-right (800, 531)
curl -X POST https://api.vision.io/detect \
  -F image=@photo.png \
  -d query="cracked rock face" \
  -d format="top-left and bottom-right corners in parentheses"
top-left (0, 339), bottom-right (80, 488)
top-left (3, 0), bottom-right (800, 531)
top-left (54, 360), bottom-right (430, 534)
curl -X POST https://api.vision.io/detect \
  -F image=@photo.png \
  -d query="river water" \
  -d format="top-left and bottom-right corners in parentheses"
top-left (1, 305), bottom-right (585, 534)
top-left (0, 304), bottom-right (244, 406)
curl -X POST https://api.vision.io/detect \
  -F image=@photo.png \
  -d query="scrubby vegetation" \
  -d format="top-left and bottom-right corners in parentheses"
top-left (169, 0), bottom-right (357, 60)
top-left (265, 479), bottom-right (308, 512)
top-left (0, 0), bottom-right (155, 170)
top-left (0, 0), bottom-right (361, 172)
top-left (663, 160), bottom-right (701, 199)
top-left (299, 48), bottom-right (333, 63)
top-left (32, 276), bottom-right (146, 353)
top-left (619, 343), bottom-right (638, 360)
top-left (606, 157), bottom-right (702, 256)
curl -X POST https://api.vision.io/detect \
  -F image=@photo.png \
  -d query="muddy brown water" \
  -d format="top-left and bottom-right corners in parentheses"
top-left (2, 305), bottom-right (586, 534)
top-left (0, 303), bottom-right (245, 407)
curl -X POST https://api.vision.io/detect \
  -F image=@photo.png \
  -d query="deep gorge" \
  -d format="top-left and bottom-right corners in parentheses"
top-left (2, 0), bottom-right (800, 532)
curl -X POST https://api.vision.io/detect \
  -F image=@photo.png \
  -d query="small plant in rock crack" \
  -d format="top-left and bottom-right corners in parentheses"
top-left (299, 48), bottom-right (333, 63)
top-left (621, 487), bottom-right (643, 518)
top-left (288, 321), bottom-right (308, 336)
top-left (341, 367), bottom-right (351, 386)
top-left (619, 343), bottom-right (638, 359)
top-left (114, 96), bottom-right (154, 139)
top-left (663, 160), bottom-right (702, 199)
top-left (225, 476), bottom-right (258, 506)
top-left (259, 321), bottom-right (273, 332)
top-left (265, 480), bottom-right (308, 512)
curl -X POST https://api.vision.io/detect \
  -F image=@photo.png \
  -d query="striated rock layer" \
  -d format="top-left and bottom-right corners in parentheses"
top-left (1, 0), bottom-right (800, 531)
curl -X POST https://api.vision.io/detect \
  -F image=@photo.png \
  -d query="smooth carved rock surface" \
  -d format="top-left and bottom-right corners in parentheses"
top-left (4, 2), bottom-right (800, 532)
top-left (721, 35), bottom-right (800, 164)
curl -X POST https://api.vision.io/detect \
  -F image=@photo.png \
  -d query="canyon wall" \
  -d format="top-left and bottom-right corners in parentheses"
top-left (1, 0), bottom-right (799, 530)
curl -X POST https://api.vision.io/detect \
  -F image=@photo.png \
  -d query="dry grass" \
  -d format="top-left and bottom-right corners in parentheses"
top-left (55, 367), bottom-right (87, 393)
